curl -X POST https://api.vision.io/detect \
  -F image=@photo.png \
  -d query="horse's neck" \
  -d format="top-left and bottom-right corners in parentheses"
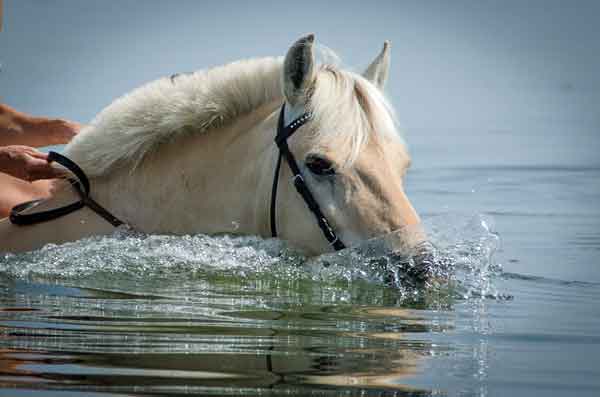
top-left (92, 101), bottom-right (281, 236)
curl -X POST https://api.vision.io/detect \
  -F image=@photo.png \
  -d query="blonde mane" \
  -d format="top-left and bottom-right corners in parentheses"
top-left (66, 56), bottom-right (401, 177)
top-left (66, 57), bottom-right (285, 176)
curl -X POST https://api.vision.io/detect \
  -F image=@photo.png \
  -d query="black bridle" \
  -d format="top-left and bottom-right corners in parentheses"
top-left (270, 105), bottom-right (346, 251)
top-left (9, 151), bottom-right (124, 227)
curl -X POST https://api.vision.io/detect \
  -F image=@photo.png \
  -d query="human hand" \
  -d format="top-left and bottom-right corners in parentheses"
top-left (0, 145), bottom-right (66, 182)
top-left (1, 103), bottom-right (83, 147)
top-left (43, 118), bottom-right (82, 145)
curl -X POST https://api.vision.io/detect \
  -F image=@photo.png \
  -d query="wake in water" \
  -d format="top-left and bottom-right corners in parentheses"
top-left (0, 213), bottom-right (505, 304)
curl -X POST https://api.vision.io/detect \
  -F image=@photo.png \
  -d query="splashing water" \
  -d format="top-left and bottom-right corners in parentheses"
top-left (0, 213), bottom-right (504, 305)
top-left (423, 214), bottom-right (507, 301)
top-left (0, 213), bottom-right (517, 396)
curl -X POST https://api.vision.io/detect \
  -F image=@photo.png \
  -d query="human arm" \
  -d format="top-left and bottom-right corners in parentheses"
top-left (0, 103), bottom-right (81, 147)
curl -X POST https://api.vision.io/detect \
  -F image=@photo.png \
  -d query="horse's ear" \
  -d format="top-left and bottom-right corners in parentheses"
top-left (282, 34), bottom-right (316, 106)
top-left (363, 41), bottom-right (391, 90)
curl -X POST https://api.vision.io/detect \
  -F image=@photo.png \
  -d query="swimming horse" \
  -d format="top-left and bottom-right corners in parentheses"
top-left (0, 34), bottom-right (424, 257)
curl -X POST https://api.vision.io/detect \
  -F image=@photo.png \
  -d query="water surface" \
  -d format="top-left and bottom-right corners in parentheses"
top-left (2, 167), bottom-right (599, 396)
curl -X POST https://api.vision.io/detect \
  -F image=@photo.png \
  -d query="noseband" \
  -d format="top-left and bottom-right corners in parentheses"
top-left (270, 105), bottom-right (346, 251)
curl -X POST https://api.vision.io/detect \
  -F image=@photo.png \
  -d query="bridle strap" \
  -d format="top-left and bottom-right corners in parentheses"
top-left (269, 152), bottom-right (283, 237)
top-left (270, 105), bottom-right (345, 251)
top-left (10, 151), bottom-right (124, 227)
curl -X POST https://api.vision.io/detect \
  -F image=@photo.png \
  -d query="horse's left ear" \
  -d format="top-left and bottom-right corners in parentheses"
top-left (282, 34), bottom-right (316, 106)
top-left (363, 41), bottom-right (391, 90)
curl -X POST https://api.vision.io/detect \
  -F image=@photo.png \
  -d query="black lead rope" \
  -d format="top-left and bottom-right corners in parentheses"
top-left (270, 105), bottom-right (346, 251)
top-left (9, 151), bottom-right (124, 227)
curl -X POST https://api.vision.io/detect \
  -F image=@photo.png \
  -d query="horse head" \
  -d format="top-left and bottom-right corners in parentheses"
top-left (274, 34), bottom-right (424, 256)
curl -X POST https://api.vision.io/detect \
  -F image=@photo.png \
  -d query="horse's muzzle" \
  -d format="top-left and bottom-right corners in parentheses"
top-left (386, 240), bottom-right (436, 287)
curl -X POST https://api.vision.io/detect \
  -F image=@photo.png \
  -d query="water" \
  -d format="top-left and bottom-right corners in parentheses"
top-left (2, 161), bottom-right (599, 396)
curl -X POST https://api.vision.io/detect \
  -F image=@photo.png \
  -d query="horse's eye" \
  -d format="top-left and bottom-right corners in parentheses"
top-left (305, 154), bottom-right (335, 176)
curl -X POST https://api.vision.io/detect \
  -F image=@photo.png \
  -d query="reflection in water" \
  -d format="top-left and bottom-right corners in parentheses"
top-left (0, 214), bottom-right (501, 396)
top-left (0, 284), bottom-right (447, 394)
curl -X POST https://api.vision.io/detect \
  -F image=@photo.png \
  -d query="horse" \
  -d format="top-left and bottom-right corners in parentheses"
top-left (0, 34), bottom-right (424, 258)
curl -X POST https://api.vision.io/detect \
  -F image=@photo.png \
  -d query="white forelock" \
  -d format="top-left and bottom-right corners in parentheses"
top-left (308, 66), bottom-right (402, 167)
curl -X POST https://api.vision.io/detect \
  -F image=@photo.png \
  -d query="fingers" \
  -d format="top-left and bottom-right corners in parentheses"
top-left (0, 145), bottom-right (68, 182)
top-left (25, 148), bottom-right (49, 160)
top-left (48, 119), bottom-right (82, 144)
top-left (8, 145), bottom-right (48, 159)
top-left (66, 121), bottom-right (82, 132)
top-left (24, 158), bottom-right (67, 181)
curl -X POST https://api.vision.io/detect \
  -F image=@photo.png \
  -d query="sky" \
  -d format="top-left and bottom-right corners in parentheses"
top-left (0, 0), bottom-right (599, 169)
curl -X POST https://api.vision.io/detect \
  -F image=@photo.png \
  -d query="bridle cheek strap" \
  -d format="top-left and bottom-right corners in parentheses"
top-left (269, 105), bottom-right (345, 251)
